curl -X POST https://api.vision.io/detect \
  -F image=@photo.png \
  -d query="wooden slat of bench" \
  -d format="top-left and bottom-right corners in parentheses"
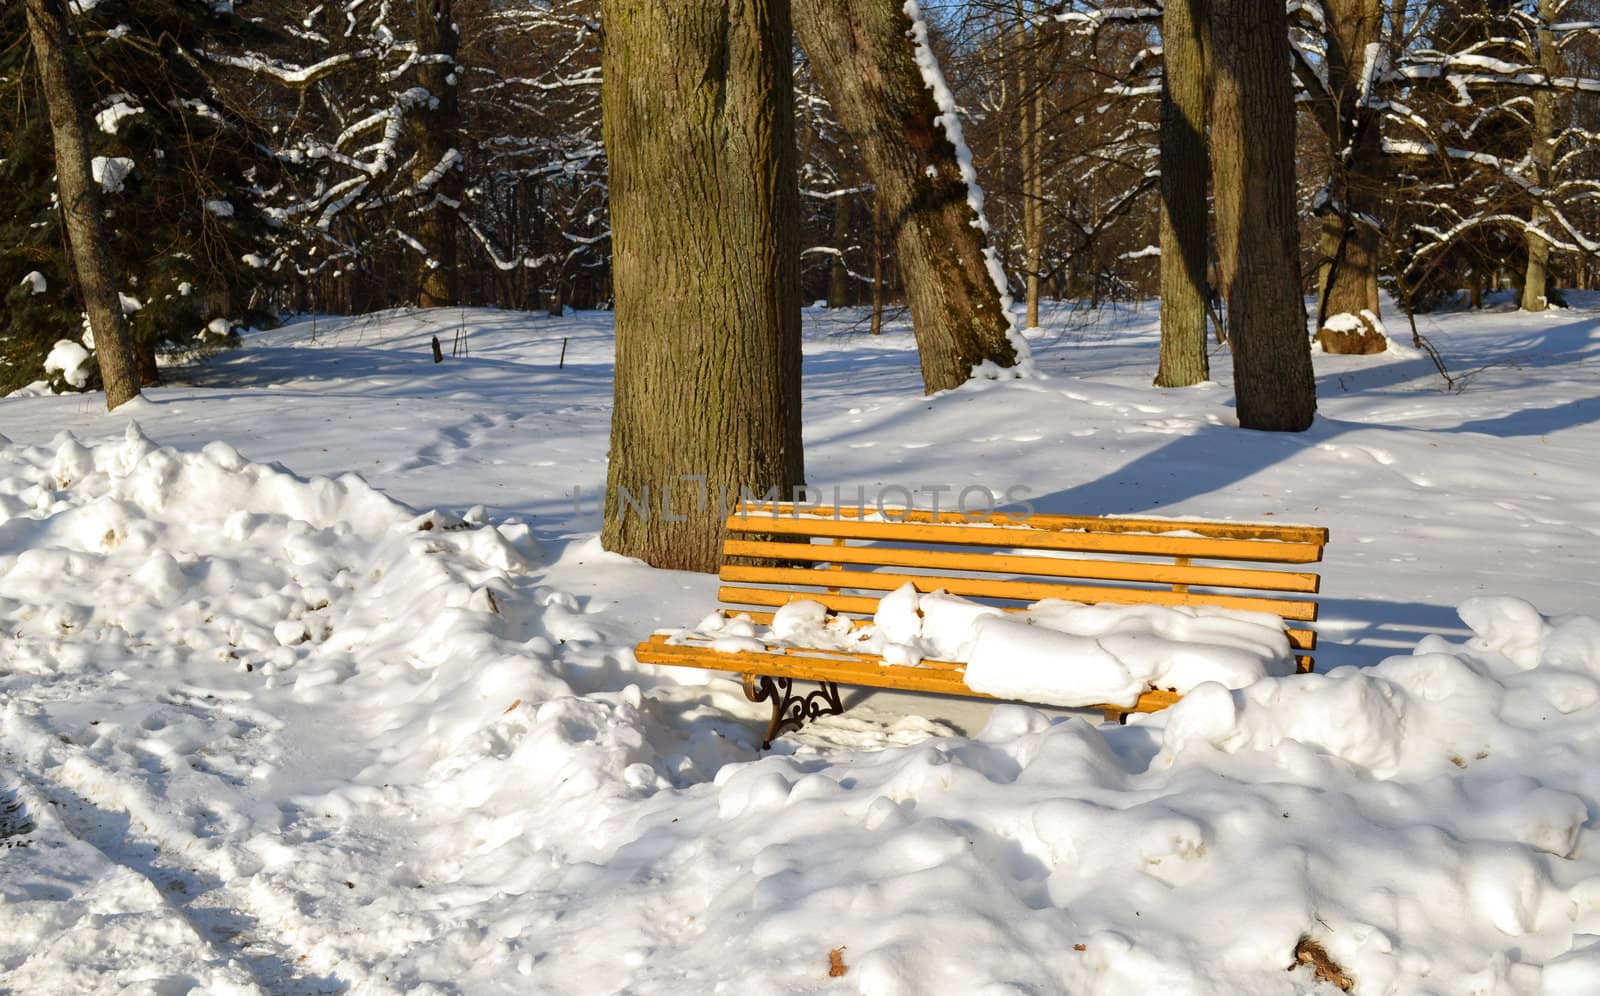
top-left (722, 539), bottom-right (1321, 594)
top-left (732, 503), bottom-right (1329, 545)
top-left (720, 607), bottom-right (1318, 655)
top-left (634, 639), bottom-right (1183, 714)
top-left (718, 570), bottom-right (1321, 621)
top-left (726, 515), bottom-right (1326, 564)
top-left (643, 632), bottom-right (966, 671)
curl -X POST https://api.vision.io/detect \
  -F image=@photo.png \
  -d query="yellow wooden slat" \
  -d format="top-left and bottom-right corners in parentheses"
top-left (722, 539), bottom-right (1321, 594)
top-left (644, 632), bottom-right (967, 672)
top-left (718, 568), bottom-right (1321, 620)
top-left (729, 502), bottom-right (1329, 545)
top-left (709, 610), bottom-right (1319, 656)
top-left (634, 640), bottom-right (1182, 714)
top-left (725, 514), bottom-right (1326, 564)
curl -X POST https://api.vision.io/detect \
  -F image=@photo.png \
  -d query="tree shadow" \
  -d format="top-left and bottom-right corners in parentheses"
top-left (1032, 387), bottom-right (1598, 520)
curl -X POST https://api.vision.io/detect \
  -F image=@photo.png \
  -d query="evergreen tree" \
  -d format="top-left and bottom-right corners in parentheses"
top-left (0, 0), bottom-right (280, 395)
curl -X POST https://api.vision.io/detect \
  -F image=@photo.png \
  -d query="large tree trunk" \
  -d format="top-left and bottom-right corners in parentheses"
top-left (24, 0), bottom-right (141, 410)
top-left (600, 0), bottom-right (805, 573)
top-left (794, 0), bottom-right (1019, 394)
top-left (413, 0), bottom-right (461, 309)
top-left (1154, 0), bottom-right (1211, 387)
top-left (1211, 0), bottom-right (1317, 431)
top-left (1522, 0), bottom-right (1560, 311)
top-left (1312, 0), bottom-right (1386, 350)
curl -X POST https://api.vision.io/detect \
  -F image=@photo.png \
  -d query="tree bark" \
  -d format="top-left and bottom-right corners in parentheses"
top-left (1154, 0), bottom-right (1211, 387)
top-left (1522, 0), bottom-right (1560, 311)
top-left (794, 0), bottom-right (1018, 394)
top-left (870, 190), bottom-right (885, 334)
top-left (600, 0), bottom-right (805, 573)
top-left (1312, 0), bottom-right (1385, 346)
top-left (25, 0), bottom-right (142, 410)
top-left (413, 0), bottom-right (462, 309)
top-left (827, 196), bottom-right (851, 307)
top-left (135, 336), bottom-right (161, 386)
top-left (1211, 0), bottom-right (1317, 431)
top-left (1015, 3), bottom-right (1045, 331)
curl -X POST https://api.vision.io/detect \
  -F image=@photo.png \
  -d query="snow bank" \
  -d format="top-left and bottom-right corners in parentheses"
top-left (0, 429), bottom-right (739, 988)
top-left (681, 597), bottom-right (1600, 993)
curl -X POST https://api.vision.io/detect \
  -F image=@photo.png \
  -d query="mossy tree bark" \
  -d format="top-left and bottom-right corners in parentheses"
top-left (1211, 0), bottom-right (1317, 431)
top-left (600, 0), bottom-right (805, 574)
top-left (413, 0), bottom-right (461, 309)
top-left (794, 0), bottom-right (1018, 394)
top-left (24, 0), bottom-right (141, 410)
top-left (1154, 0), bottom-right (1211, 387)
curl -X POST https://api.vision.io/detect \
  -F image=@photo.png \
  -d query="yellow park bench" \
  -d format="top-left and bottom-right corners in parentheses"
top-left (634, 502), bottom-right (1328, 747)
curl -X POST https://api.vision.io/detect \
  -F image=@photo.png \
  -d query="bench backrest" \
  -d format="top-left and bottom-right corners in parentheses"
top-left (718, 502), bottom-right (1327, 667)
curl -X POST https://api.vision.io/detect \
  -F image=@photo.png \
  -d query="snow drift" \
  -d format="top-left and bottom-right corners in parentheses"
top-left (4, 427), bottom-right (1600, 993)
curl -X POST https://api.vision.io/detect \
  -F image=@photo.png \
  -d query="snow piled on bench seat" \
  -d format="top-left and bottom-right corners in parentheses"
top-left (674, 582), bottom-right (1294, 704)
top-left (966, 600), bottom-right (1294, 706)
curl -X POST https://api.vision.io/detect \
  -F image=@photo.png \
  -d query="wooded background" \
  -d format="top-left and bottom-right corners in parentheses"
top-left (4, 0), bottom-right (1600, 396)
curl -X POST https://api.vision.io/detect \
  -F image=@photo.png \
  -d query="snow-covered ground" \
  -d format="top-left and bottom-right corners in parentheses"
top-left (2, 299), bottom-right (1598, 994)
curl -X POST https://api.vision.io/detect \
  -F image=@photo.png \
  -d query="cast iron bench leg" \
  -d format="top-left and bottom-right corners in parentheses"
top-left (742, 674), bottom-right (845, 748)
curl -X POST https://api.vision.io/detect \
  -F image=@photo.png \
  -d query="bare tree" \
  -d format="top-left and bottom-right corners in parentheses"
top-left (23, 0), bottom-right (140, 409)
top-left (599, 0), bottom-right (805, 572)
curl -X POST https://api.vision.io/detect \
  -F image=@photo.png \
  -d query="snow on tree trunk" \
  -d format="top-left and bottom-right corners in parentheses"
top-left (599, 0), bottom-right (805, 574)
top-left (1211, 0), bottom-right (1317, 432)
top-left (24, 0), bottom-right (141, 410)
top-left (793, 0), bottom-right (1031, 394)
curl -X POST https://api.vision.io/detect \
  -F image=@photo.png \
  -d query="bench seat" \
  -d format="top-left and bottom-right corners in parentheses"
top-left (634, 502), bottom-right (1327, 746)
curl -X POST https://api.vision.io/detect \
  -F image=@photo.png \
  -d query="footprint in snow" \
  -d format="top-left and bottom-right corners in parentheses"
top-left (0, 787), bottom-right (35, 841)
